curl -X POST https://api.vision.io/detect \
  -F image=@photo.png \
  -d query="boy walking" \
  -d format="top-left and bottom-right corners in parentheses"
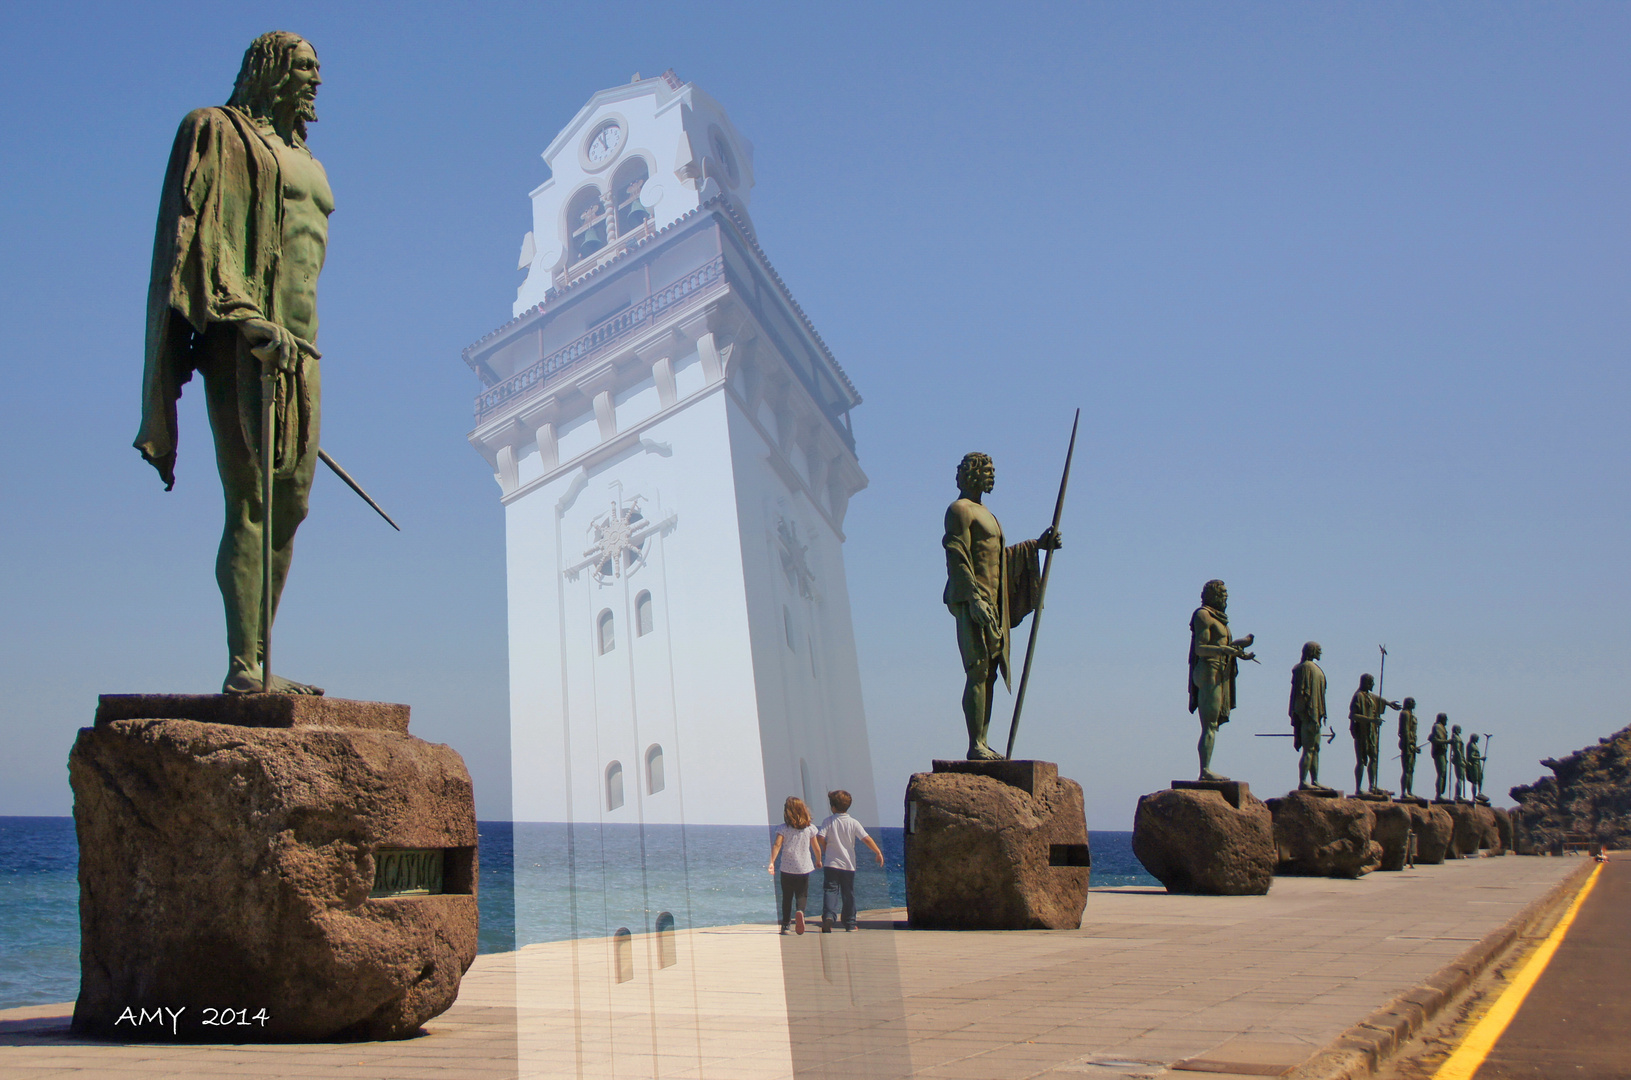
top-left (816, 790), bottom-right (884, 932)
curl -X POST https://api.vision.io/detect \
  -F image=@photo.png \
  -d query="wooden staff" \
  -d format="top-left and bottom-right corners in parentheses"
top-left (1004, 409), bottom-right (1079, 760)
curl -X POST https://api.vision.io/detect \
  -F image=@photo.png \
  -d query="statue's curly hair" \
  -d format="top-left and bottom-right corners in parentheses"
top-left (956, 452), bottom-right (992, 491)
top-left (227, 31), bottom-right (315, 139)
top-left (1201, 579), bottom-right (1227, 608)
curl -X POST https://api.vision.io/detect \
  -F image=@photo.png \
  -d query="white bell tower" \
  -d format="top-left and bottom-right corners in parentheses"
top-left (465, 71), bottom-right (877, 835)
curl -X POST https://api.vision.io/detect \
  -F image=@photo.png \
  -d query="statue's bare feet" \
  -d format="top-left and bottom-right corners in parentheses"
top-left (222, 671), bottom-right (326, 696)
top-left (967, 743), bottom-right (1006, 761)
top-left (1200, 769), bottom-right (1230, 782)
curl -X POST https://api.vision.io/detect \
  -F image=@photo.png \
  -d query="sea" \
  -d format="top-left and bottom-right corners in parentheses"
top-left (0, 817), bottom-right (1154, 1011)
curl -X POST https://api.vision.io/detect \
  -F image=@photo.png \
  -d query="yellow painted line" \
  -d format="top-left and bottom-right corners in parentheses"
top-left (1431, 862), bottom-right (1605, 1080)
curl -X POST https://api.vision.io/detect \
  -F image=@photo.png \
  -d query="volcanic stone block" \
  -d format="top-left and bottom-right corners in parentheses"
top-left (1132, 785), bottom-right (1274, 895)
top-left (1491, 806), bottom-right (1513, 853)
top-left (70, 696), bottom-right (478, 1040)
top-left (1408, 803), bottom-right (1454, 864)
top-left (1444, 802), bottom-right (1502, 857)
top-left (905, 760), bottom-right (1089, 930)
top-left (1268, 791), bottom-right (1382, 878)
top-left (1371, 802), bottom-right (1413, 871)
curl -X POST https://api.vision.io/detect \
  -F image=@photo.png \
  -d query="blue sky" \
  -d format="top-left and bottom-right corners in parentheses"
top-left (1, 2), bottom-right (1627, 827)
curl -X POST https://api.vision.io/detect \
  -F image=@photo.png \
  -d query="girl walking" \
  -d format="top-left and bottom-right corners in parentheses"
top-left (768, 796), bottom-right (819, 934)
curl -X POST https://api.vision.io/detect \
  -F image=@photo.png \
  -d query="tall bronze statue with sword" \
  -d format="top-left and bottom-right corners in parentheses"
top-left (136, 32), bottom-right (395, 695)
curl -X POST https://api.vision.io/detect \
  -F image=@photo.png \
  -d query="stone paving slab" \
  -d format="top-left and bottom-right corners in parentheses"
top-left (0, 855), bottom-right (1581, 1079)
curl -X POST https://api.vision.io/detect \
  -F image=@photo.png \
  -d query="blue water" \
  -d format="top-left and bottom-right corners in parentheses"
top-left (0, 817), bottom-right (1152, 1010)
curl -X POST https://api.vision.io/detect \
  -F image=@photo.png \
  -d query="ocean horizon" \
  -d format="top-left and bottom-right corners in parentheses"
top-left (0, 816), bottom-right (1155, 1011)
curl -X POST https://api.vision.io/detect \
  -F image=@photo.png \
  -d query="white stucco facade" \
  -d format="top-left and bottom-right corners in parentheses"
top-left (465, 74), bottom-right (878, 832)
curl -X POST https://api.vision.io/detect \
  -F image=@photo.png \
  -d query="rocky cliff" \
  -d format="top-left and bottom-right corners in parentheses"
top-left (1509, 723), bottom-right (1631, 853)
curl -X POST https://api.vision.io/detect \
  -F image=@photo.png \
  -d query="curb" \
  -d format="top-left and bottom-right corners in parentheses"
top-left (1287, 857), bottom-right (1596, 1080)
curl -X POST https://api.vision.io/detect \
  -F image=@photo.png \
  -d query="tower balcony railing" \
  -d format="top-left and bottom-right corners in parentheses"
top-left (475, 255), bottom-right (726, 422)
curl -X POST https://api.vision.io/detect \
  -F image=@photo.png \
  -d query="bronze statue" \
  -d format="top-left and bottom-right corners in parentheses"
top-left (1397, 697), bottom-right (1419, 798)
top-left (943, 453), bottom-right (1059, 760)
top-left (1429, 713), bottom-right (1451, 800)
top-left (136, 32), bottom-right (331, 695)
top-left (1188, 580), bottom-right (1255, 781)
top-left (1288, 641), bottom-right (1330, 791)
top-left (1465, 734), bottom-right (1485, 802)
top-left (1450, 724), bottom-right (1467, 800)
top-left (1347, 674), bottom-right (1398, 796)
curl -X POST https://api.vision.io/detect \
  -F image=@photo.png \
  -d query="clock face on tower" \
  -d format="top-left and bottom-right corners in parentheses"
top-left (586, 120), bottom-right (624, 167)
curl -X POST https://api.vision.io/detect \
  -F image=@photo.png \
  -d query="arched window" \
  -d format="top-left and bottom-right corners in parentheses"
top-left (605, 760), bottom-right (624, 811)
top-left (613, 158), bottom-right (651, 236)
top-left (567, 186), bottom-right (607, 261)
top-left (783, 605), bottom-right (795, 650)
top-left (613, 927), bottom-right (633, 983)
top-left (645, 743), bottom-right (665, 794)
top-left (597, 608), bottom-right (615, 654)
top-left (635, 590), bottom-right (654, 637)
top-left (655, 911), bottom-right (677, 968)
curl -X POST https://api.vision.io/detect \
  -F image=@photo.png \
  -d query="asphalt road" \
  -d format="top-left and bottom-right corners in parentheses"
top-left (1474, 853), bottom-right (1629, 1080)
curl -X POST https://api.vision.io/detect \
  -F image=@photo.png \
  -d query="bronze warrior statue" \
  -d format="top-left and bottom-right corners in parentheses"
top-left (1450, 724), bottom-right (1467, 800)
top-left (1465, 734), bottom-right (1486, 803)
top-left (1347, 673), bottom-right (1399, 796)
top-left (1429, 713), bottom-right (1451, 800)
top-left (136, 32), bottom-right (332, 695)
top-left (943, 452), bottom-right (1059, 760)
top-left (1188, 580), bottom-right (1255, 781)
top-left (1288, 641), bottom-right (1330, 791)
top-left (1397, 697), bottom-right (1420, 798)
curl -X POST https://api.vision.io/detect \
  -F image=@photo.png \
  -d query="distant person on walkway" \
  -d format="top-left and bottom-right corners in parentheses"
top-left (768, 796), bottom-right (820, 935)
top-left (815, 790), bottom-right (884, 932)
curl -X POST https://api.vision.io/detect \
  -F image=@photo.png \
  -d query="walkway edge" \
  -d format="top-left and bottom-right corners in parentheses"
top-left (1287, 858), bottom-right (1596, 1080)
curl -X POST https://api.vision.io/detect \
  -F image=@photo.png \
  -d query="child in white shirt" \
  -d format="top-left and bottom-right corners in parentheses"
top-left (768, 796), bottom-right (820, 934)
top-left (815, 789), bottom-right (884, 931)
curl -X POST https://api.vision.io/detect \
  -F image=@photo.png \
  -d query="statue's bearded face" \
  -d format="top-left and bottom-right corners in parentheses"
top-left (281, 41), bottom-right (322, 123)
top-left (1202, 580), bottom-right (1227, 611)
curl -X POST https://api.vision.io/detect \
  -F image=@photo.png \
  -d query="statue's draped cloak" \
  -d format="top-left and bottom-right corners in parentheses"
top-left (1348, 689), bottom-right (1385, 737)
top-left (1187, 605), bottom-right (1237, 715)
top-left (1288, 659), bottom-right (1326, 746)
top-left (136, 106), bottom-right (312, 490)
top-left (943, 503), bottom-right (1040, 688)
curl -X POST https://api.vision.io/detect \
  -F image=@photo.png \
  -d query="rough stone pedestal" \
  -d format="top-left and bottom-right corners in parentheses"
top-left (905, 760), bottom-right (1089, 930)
top-left (70, 694), bottom-right (478, 1041)
top-left (1132, 782), bottom-right (1273, 895)
top-left (1444, 801), bottom-right (1502, 857)
top-left (1407, 803), bottom-right (1455, 864)
top-left (1267, 791), bottom-right (1382, 878)
top-left (1371, 801), bottom-right (1413, 871)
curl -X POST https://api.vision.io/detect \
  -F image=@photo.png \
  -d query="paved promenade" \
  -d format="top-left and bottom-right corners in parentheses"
top-left (0, 855), bottom-right (1581, 1080)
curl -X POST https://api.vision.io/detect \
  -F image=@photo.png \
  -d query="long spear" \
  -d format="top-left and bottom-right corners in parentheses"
top-left (1004, 409), bottom-right (1079, 760)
